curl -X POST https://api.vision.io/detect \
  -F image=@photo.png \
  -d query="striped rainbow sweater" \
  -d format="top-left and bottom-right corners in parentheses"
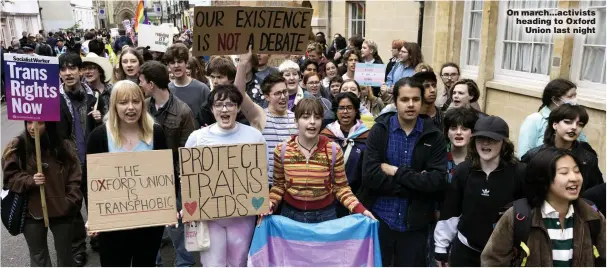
top-left (269, 135), bottom-right (366, 214)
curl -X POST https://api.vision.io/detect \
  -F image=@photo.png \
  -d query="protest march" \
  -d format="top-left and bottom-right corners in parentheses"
top-left (1, 0), bottom-right (606, 267)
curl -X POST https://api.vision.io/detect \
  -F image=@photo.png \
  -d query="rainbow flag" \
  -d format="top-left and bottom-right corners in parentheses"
top-left (248, 214), bottom-right (382, 267)
top-left (134, 0), bottom-right (148, 33)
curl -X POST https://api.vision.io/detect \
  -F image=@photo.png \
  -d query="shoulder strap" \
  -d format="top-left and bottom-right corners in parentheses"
top-left (331, 142), bottom-right (337, 184)
top-left (512, 198), bottom-right (532, 267)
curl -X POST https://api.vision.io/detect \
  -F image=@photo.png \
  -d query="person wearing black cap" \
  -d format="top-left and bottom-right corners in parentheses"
top-left (434, 115), bottom-right (526, 267)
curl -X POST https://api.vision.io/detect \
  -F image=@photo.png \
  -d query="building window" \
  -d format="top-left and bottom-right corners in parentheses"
top-left (24, 17), bottom-right (32, 33)
top-left (571, 0), bottom-right (606, 89)
top-left (461, 0), bottom-right (483, 69)
top-left (8, 18), bottom-right (16, 38)
top-left (495, 0), bottom-right (559, 81)
top-left (348, 1), bottom-right (366, 37)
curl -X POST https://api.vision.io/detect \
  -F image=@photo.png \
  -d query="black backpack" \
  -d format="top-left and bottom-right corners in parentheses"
top-left (512, 198), bottom-right (604, 267)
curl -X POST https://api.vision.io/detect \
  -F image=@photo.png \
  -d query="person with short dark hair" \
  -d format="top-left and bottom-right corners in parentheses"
top-left (482, 147), bottom-right (605, 267)
top-left (341, 49), bottom-right (360, 81)
top-left (139, 60), bottom-right (196, 267)
top-left (435, 115), bottom-right (525, 266)
top-left (328, 76), bottom-right (344, 100)
top-left (235, 50), bottom-right (297, 186)
top-left (359, 77), bottom-right (447, 267)
top-left (441, 79), bottom-right (482, 112)
top-left (87, 39), bottom-right (105, 57)
top-left (415, 71), bottom-right (444, 131)
top-left (321, 92), bottom-right (371, 217)
top-left (521, 104), bottom-right (601, 193)
top-left (184, 85), bottom-right (266, 267)
top-left (136, 46), bottom-right (153, 62)
top-left (518, 79), bottom-right (588, 157)
top-left (58, 52), bottom-right (101, 267)
top-left (165, 43), bottom-right (211, 129)
top-left (208, 57), bottom-right (237, 88)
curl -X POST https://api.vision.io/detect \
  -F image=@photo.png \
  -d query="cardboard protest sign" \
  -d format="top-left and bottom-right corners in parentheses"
top-left (3, 54), bottom-right (60, 121)
top-left (193, 6), bottom-right (313, 56)
top-left (138, 24), bottom-right (174, 52)
top-left (354, 63), bottom-right (386, 87)
top-left (87, 150), bottom-right (177, 232)
top-left (179, 143), bottom-right (269, 221)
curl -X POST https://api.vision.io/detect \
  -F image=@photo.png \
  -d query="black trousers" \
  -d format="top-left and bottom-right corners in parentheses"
top-left (98, 226), bottom-right (164, 267)
top-left (23, 216), bottom-right (75, 267)
top-left (449, 236), bottom-right (481, 267)
top-left (377, 217), bottom-right (428, 267)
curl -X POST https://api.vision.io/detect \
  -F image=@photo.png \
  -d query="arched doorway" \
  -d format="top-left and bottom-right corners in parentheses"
top-left (115, 9), bottom-right (135, 29)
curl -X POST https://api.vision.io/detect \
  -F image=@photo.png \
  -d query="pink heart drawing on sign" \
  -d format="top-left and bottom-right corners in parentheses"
top-left (184, 201), bottom-right (198, 216)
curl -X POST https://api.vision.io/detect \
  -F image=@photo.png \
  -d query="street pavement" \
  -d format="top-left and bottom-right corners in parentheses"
top-left (0, 103), bottom-right (190, 267)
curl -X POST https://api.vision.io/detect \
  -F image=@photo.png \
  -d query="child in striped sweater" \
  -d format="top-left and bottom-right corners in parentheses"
top-left (265, 98), bottom-right (376, 223)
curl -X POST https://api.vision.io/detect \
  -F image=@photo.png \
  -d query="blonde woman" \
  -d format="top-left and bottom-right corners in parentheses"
top-left (85, 80), bottom-right (168, 266)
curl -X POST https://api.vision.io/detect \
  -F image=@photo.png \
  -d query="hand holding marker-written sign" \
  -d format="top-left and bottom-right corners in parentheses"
top-left (3, 54), bottom-right (60, 121)
top-left (179, 143), bottom-right (269, 221)
top-left (193, 6), bottom-right (313, 56)
top-left (86, 150), bottom-right (177, 232)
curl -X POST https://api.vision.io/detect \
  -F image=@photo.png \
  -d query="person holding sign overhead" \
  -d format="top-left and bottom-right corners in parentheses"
top-left (85, 80), bottom-right (169, 267)
top-left (3, 121), bottom-right (83, 267)
top-left (184, 85), bottom-right (267, 267)
top-left (263, 98), bottom-right (375, 223)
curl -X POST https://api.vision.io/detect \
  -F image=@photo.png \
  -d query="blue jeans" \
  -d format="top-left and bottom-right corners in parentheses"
top-left (280, 203), bottom-right (337, 223)
top-left (156, 192), bottom-right (195, 267)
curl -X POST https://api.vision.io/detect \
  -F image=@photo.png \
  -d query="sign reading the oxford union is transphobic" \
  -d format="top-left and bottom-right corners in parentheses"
top-left (354, 63), bottom-right (386, 87)
top-left (4, 54), bottom-right (60, 121)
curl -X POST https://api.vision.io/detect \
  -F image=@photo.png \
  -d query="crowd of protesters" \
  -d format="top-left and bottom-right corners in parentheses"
top-left (1, 18), bottom-right (605, 268)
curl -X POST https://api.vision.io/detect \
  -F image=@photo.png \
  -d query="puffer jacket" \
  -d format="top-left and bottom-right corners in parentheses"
top-left (481, 199), bottom-right (606, 267)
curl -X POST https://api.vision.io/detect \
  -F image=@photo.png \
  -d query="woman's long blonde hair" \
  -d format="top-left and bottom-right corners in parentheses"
top-left (107, 80), bottom-right (154, 148)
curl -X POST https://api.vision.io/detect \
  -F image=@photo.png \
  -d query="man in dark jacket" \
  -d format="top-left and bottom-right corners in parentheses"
top-left (58, 52), bottom-right (101, 266)
top-left (139, 61), bottom-right (197, 267)
top-left (360, 76), bottom-right (448, 266)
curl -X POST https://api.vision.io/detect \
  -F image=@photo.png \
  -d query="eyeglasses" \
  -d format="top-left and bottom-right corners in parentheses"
top-left (272, 90), bottom-right (289, 98)
top-left (81, 65), bottom-right (98, 71)
top-left (212, 102), bottom-right (236, 111)
top-left (441, 73), bottom-right (459, 78)
top-left (307, 81), bottom-right (320, 86)
top-left (338, 105), bottom-right (355, 112)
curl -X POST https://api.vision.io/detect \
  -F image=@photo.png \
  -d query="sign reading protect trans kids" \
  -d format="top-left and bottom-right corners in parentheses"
top-left (3, 54), bottom-right (60, 121)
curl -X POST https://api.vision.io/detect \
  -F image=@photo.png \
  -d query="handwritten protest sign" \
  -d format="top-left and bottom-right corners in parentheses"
top-left (354, 63), bottom-right (386, 87)
top-left (179, 143), bottom-right (269, 221)
top-left (193, 6), bottom-right (313, 56)
top-left (138, 24), bottom-right (174, 52)
top-left (87, 150), bottom-right (177, 232)
top-left (3, 54), bottom-right (60, 121)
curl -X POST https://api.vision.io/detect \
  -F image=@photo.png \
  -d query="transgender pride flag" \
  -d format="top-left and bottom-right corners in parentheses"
top-left (248, 214), bottom-right (382, 267)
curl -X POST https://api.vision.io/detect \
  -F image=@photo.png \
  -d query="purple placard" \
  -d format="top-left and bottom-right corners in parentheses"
top-left (4, 54), bottom-right (60, 122)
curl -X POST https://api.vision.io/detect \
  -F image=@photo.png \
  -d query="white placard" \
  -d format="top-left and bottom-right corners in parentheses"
top-left (138, 24), bottom-right (173, 53)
